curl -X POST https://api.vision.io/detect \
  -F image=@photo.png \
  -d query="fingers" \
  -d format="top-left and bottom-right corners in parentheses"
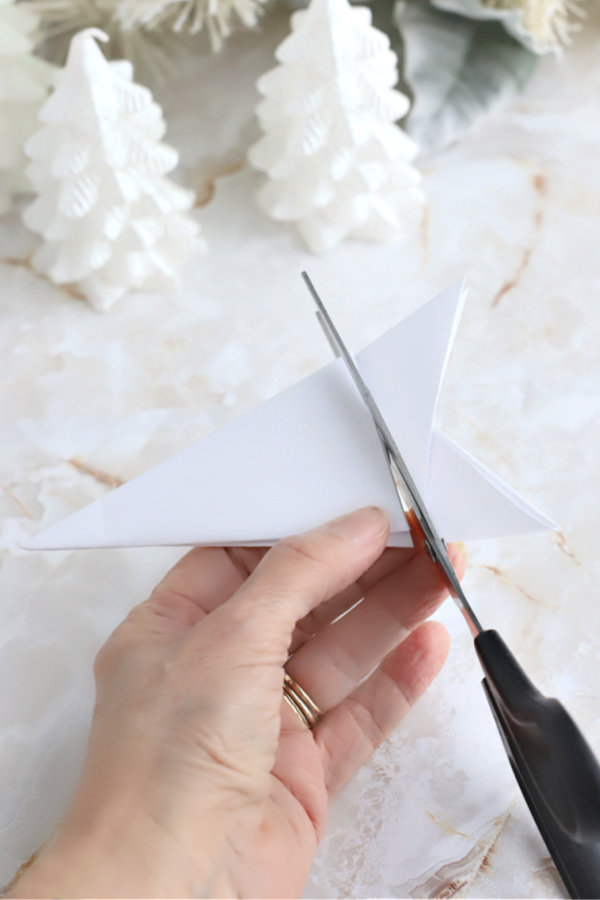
top-left (141, 540), bottom-right (412, 639)
top-left (207, 507), bottom-right (390, 664)
top-left (285, 543), bottom-right (463, 713)
top-left (141, 546), bottom-right (269, 628)
top-left (129, 509), bottom-right (397, 642)
top-left (315, 620), bottom-right (450, 797)
top-left (288, 546), bottom-right (416, 653)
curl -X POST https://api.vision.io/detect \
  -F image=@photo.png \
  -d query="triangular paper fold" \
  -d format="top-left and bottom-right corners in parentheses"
top-left (23, 282), bottom-right (555, 551)
top-left (427, 430), bottom-right (553, 540)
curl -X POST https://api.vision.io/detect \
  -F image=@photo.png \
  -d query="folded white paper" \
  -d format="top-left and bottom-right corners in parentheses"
top-left (23, 282), bottom-right (554, 551)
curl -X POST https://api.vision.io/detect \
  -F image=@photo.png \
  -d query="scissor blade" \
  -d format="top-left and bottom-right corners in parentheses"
top-left (302, 271), bottom-right (483, 636)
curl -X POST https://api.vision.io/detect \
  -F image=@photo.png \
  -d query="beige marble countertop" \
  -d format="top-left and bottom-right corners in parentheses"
top-left (1, 6), bottom-right (600, 896)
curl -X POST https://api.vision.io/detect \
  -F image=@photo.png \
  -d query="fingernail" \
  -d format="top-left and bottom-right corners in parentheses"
top-left (322, 507), bottom-right (389, 544)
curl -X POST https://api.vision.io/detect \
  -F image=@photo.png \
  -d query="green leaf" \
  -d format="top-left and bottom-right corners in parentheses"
top-left (395, 0), bottom-right (537, 154)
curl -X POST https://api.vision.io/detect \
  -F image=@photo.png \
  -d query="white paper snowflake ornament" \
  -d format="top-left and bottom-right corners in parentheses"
top-left (23, 28), bottom-right (205, 311)
top-left (248, 0), bottom-right (424, 253)
top-left (0, 0), bottom-right (54, 215)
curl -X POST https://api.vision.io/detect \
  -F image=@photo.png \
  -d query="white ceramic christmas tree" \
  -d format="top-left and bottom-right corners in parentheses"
top-left (0, 0), bottom-right (54, 215)
top-left (23, 28), bottom-right (204, 312)
top-left (248, 0), bottom-right (423, 254)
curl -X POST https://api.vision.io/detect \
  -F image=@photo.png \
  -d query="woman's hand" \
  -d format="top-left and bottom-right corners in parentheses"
top-left (9, 507), bottom-right (463, 899)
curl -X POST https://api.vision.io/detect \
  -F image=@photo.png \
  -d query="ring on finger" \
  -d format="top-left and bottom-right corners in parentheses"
top-left (283, 671), bottom-right (322, 730)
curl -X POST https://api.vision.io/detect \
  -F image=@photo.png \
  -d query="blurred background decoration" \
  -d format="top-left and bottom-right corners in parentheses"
top-left (21, 27), bottom-right (204, 310)
top-left (0, 0), bottom-right (587, 306)
top-left (24, 0), bottom-right (584, 135)
top-left (7, 0), bottom-right (586, 146)
top-left (247, 0), bottom-right (425, 253)
top-left (0, 0), bottom-right (54, 214)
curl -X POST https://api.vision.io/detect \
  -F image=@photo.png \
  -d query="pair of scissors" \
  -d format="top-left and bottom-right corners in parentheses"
top-left (301, 272), bottom-right (600, 900)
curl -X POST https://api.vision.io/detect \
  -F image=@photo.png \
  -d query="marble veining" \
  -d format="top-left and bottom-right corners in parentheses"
top-left (1, 5), bottom-right (600, 896)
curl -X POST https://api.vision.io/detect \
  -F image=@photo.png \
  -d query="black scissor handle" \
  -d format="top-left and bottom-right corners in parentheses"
top-left (475, 630), bottom-right (600, 899)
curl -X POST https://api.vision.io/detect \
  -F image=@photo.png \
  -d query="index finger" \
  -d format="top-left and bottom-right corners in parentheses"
top-left (289, 544), bottom-right (418, 652)
top-left (202, 507), bottom-right (390, 665)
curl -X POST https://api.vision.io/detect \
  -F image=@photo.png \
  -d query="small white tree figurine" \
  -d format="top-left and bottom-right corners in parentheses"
top-left (248, 0), bottom-right (423, 254)
top-left (0, 0), bottom-right (53, 215)
top-left (23, 29), bottom-right (204, 312)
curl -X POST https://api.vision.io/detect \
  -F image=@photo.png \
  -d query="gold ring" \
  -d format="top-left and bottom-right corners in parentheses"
top-left (283, 671), bottom-right (322, 730)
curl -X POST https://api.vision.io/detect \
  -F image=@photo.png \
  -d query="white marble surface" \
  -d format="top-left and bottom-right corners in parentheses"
top-left (2, 7), bottom-right (600, 897)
